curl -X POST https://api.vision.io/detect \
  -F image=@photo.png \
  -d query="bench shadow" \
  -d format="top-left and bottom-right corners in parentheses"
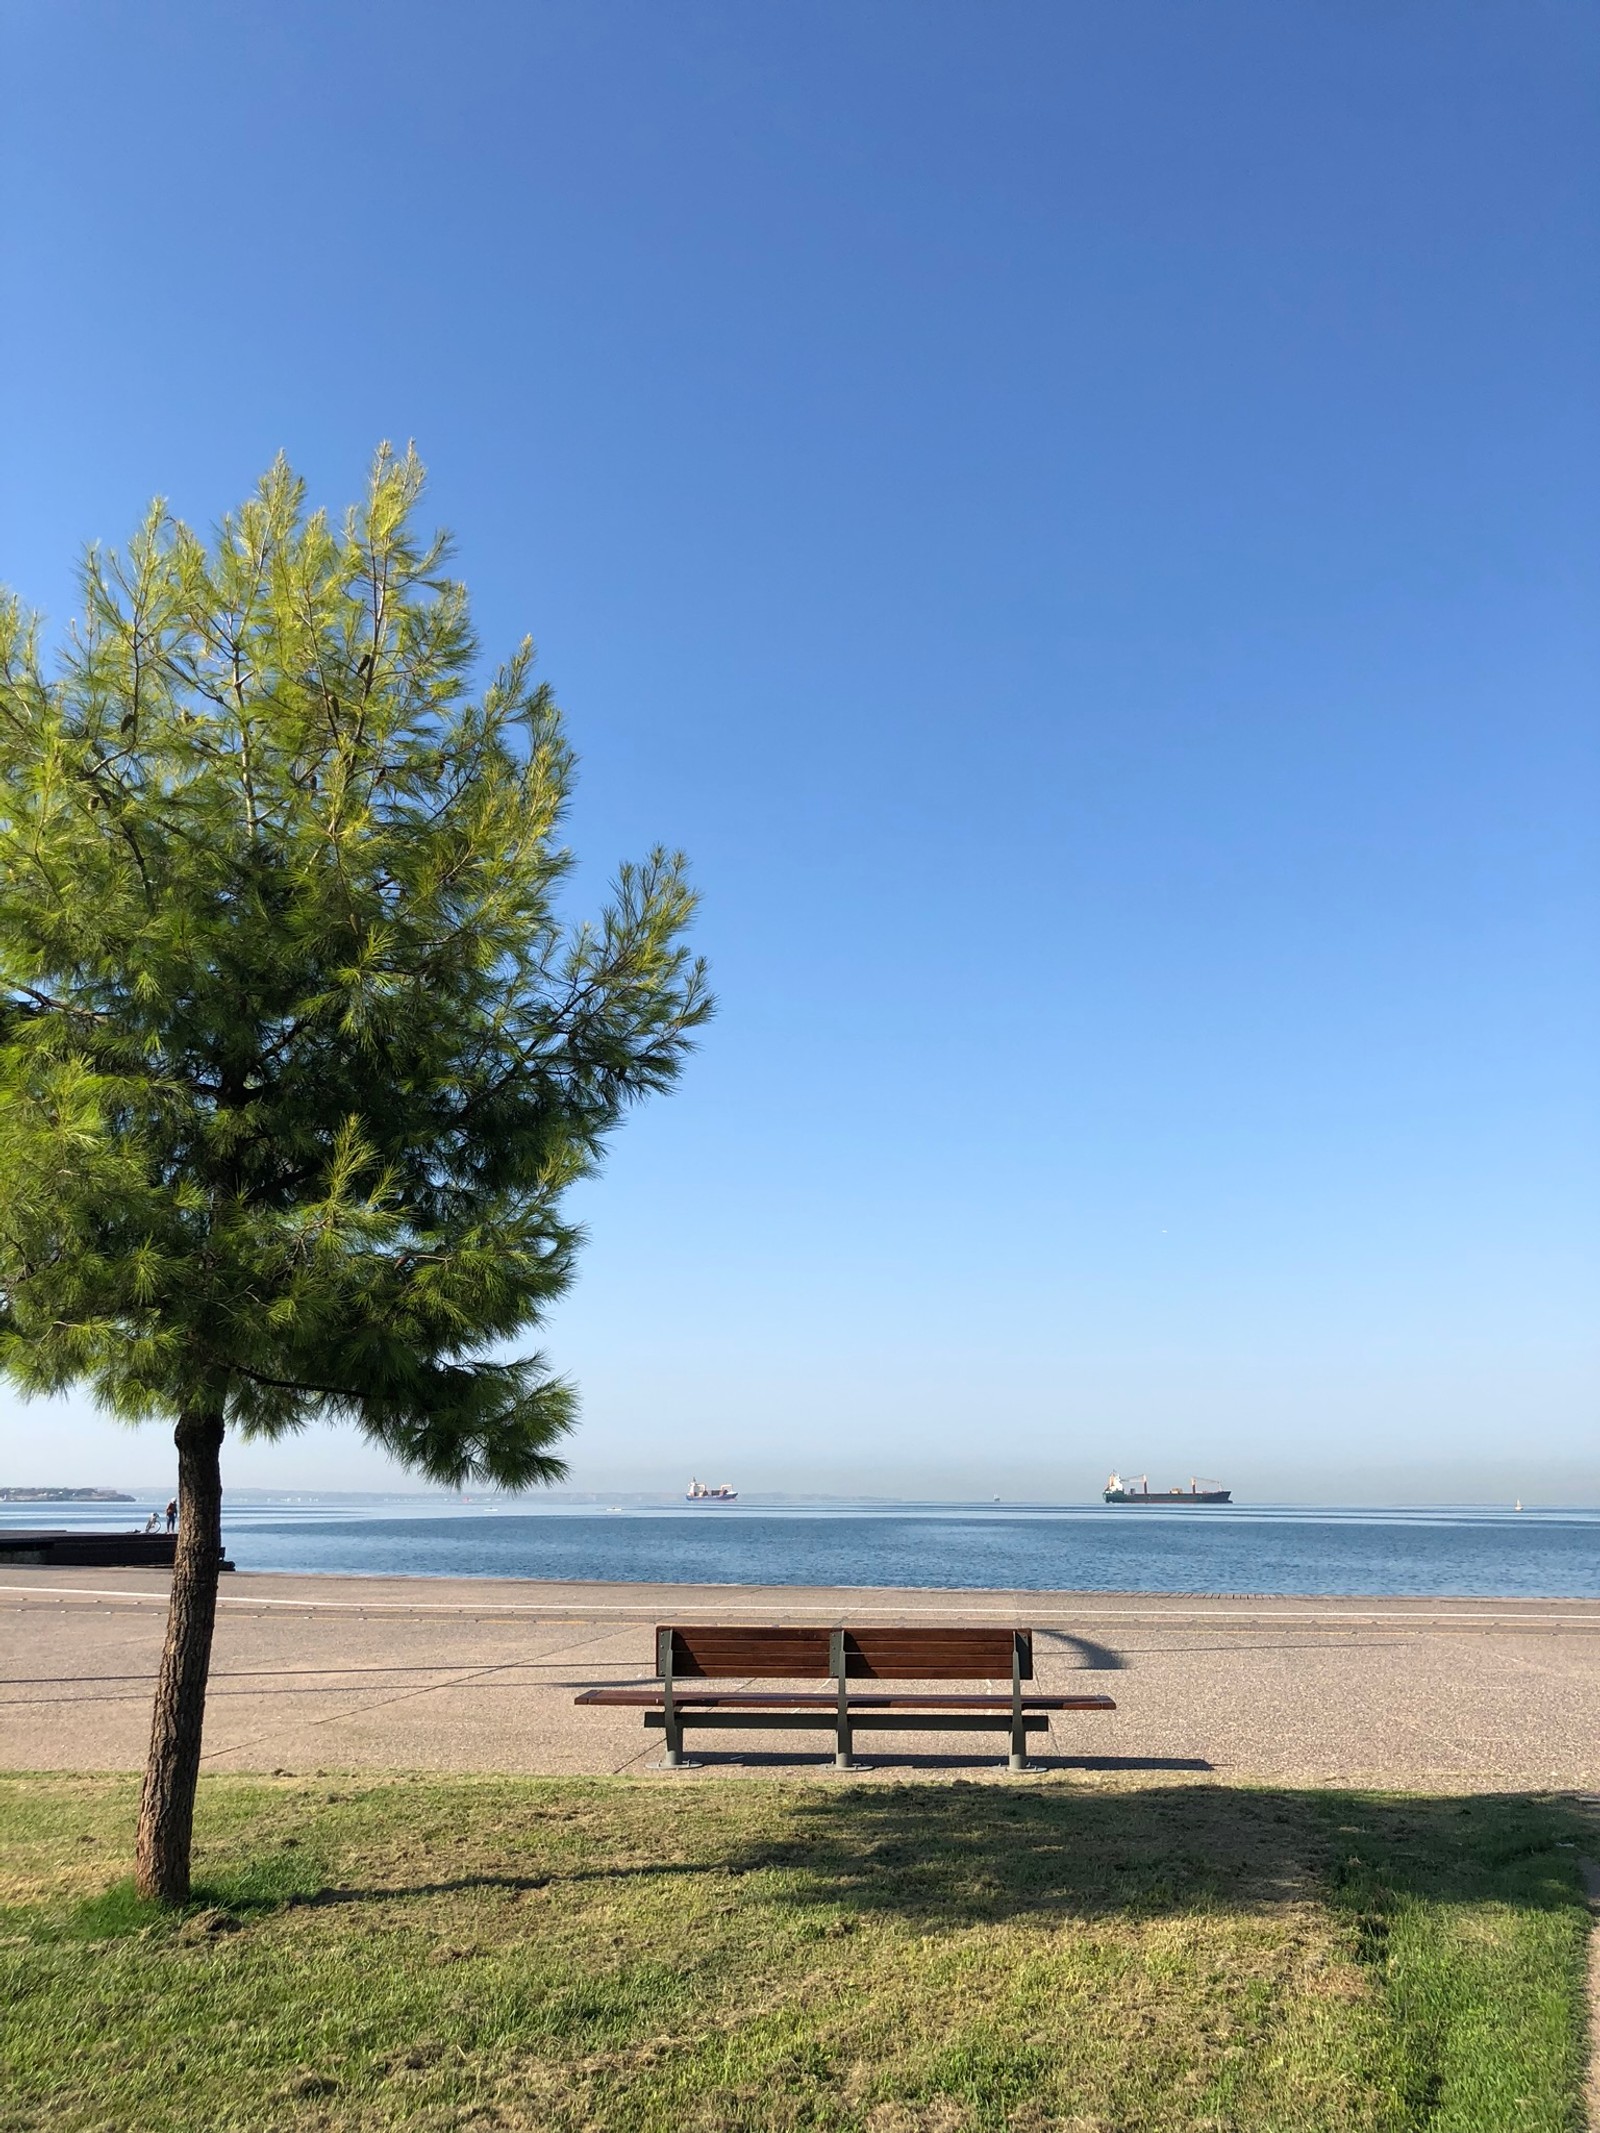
top-left (669, 1751), bottom-right (1210, 1774)
top-left (1036, 1632), bottom-right (1126, 1671)
top-left (1047, 1755), bottom-right (1211, 1772)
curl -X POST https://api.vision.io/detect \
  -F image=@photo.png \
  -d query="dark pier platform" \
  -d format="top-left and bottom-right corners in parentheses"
top-left (0, 1531), bottom-right (234, 1570)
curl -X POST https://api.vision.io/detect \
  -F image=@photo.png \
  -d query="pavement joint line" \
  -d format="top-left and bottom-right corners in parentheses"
top-left (198, 1658), bottom-right (521, 1766)
top-left (2, 1583), bottom-right (1597, 1629)
top-left (0, 1659), bottom-right (629, 1687)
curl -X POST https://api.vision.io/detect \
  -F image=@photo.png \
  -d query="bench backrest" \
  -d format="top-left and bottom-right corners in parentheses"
top-left (657, 1625), bottom-right (1033, 1681)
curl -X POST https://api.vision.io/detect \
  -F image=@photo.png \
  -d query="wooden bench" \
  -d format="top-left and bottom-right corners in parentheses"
top-left (574, 1624), bottom-right (1116, 1771)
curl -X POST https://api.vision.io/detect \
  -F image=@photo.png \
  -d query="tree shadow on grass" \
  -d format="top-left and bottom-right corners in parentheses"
top-left (285, 1785), bottom-right (1591, 1935)
top-left (711, 1782), bottom-right (1593, 1929)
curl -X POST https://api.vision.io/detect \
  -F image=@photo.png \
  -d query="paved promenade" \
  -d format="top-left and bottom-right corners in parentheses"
top-left (2, 1568), bottom-right (1597, 1790)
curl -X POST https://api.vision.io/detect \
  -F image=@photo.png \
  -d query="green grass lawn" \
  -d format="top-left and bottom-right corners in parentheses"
top-left (0, 1774), bottom-right (1591, 2132)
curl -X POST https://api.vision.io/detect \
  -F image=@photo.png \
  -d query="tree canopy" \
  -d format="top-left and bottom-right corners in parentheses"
top-left (0, 446), bottom-right (710, 1482)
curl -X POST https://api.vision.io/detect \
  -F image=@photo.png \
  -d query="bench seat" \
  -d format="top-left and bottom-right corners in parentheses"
top-left (576, 1689), bottom-right (1113, 1711)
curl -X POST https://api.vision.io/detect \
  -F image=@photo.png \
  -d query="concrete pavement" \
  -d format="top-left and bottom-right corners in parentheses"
top-left (2, 1568), bottom-right (1597, 1790)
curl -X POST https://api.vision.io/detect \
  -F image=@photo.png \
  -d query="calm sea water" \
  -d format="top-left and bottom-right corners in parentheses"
top-left (7, 1497), bottom-right (1596, 1598)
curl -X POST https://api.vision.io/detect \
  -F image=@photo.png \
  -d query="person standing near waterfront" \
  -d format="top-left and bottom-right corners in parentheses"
top-left (164, 1501), bottom-right (176, 1533)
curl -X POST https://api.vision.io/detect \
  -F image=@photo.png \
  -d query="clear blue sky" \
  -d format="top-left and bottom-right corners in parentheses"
top-left (2, 2), bottom-right (1596, 1502)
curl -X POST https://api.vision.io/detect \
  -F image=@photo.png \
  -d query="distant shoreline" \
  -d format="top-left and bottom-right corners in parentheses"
top-left (7, 1494), bottom-right (1598, 1514)
top-left (0, 1488), bottom-right (134, 1503)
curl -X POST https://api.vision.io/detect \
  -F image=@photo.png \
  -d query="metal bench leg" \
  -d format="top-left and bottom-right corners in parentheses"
top-left (1008, 1630), bottom-right (1030, 1772)
top-left (831, 1630), bottom-right (856, 1770)
top-left (659, 1626), bottom-right (686, 1768)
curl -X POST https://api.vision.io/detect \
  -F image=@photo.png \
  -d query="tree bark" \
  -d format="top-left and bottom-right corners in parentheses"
top-left (134, 1409), bottom-right (225, 1904)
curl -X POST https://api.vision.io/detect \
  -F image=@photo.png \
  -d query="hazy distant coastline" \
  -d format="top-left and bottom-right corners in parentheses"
top-left (0, 1487), bottom-right (133, 1503)
top-left (6, 1483), bottom-right (1599, 1511)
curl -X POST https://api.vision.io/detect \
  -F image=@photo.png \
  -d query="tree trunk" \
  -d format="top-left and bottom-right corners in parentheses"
top-left (134, 1409), bottom-right (225, 1904)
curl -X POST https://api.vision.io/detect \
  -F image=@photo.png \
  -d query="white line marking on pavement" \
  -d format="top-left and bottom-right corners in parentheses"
top-left (1, 1585), bottom-right (1597, 1629)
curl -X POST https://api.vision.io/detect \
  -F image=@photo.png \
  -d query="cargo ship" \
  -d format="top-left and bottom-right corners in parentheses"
top-left (1104, 1472), bottom-right (1231, 1504)
top-left (685, 1479), bottom-right (738, 1501)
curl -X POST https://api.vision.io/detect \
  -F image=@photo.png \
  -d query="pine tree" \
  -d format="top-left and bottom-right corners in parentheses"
top-left (0, 449), bottom-right (710, 1901)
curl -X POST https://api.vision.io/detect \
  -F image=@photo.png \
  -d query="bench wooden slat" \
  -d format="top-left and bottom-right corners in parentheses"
top-left (656, 1625), bottom-right (1034, 1680)
top-left (648, 1711), bottom-right (1062, 1736)
top-left (847, 1628), bottom-right (1032, 1680)
top-left (659, 1626), bottom-right (832, 1678)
